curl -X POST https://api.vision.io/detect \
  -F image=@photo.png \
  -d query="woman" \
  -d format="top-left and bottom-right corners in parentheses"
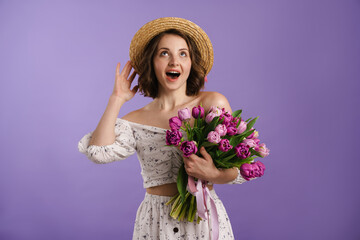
top-left (78, 17), bottom-right (254, 239)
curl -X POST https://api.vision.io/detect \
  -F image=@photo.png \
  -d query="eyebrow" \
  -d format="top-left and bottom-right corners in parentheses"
top-left (158, 47), bottom-right (189, 51)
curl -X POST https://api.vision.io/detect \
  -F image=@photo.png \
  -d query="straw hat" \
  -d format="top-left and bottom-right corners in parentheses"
top-left (129, 17), bottom-right (214, 76)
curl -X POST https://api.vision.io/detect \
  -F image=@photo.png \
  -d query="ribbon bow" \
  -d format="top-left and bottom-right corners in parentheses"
top-left (188, 176), bottom-right (219, 240)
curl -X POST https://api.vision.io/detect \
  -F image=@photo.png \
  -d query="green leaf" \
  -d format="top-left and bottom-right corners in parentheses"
top-left (198, 118), bottom-right (205, 128)
top-left (193, 128), bottom-right (203, 143)
top-left (221, 153), bottom-right (237, 162)
top-left (250, 148), bottom-right (263, 158)
top-left (208, 151), bottom-right (216, 161)
top-left (239, 128), bottom-right (255, 139)
top-left (232, 156), bottom-right (257, 168)
top-left (216, 149), bottom-right (221, 157)
top-left (197, 112), bottom-right (201, 128)
top-left (201, 141), bottom-right (218, 148)
top-left (205, 116), bottom-right (219, 133)
top-left (232, 109), bottom-right (242, 118)
top-left (229, 135), bottom-right (244, 146)
top-left (177, 164), bottom-right (188, 201)
top-left (188, 195), bottom-right (196, 222)
top-left (246, 116), bottom-right (258, 130)
top-left (236, 119), bottom-right (241, 128)
top-left (214, 158), bottom-right (227, 168)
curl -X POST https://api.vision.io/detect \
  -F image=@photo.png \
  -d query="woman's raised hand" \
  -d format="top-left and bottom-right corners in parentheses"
top-left (112, 61), bottom-right (139, 102)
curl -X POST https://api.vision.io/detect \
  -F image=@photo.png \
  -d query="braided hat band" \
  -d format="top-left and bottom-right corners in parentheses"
top-left (129, 17), bottom-right (214, 76)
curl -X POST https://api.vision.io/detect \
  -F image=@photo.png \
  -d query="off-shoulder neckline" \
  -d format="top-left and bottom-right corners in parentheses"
top-left (118, 118), bottom-right (168, 132)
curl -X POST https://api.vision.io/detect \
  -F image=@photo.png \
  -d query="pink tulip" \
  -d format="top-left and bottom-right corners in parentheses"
top-left (178, 108), bottom-right (191, 121)
top-left (237, 120), bottom-right (247, 134)
top-left (215, 124), bottom-right (227, 137)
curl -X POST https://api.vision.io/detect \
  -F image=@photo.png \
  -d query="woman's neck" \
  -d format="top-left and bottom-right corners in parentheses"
top-left (154, 94), bottom-right (195, 111)
top-left (152, 88), bottom-right (197, 111)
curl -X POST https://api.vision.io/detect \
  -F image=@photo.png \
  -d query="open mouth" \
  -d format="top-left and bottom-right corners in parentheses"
top-left (166, 71), bottom-right (181, 79)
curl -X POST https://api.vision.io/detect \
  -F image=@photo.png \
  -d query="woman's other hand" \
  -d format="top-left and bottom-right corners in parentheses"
top-left (183, 147), bottom-right (220, 182)
top-left (183, 146), bottom-right (239, 184)
top-left (112, 61), bottom-right (139, 101)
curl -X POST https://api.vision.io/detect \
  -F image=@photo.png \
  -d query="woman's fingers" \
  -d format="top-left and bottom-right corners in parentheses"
top-left (120, 61), bottom-right (132, 78)
top-left (116, 62), bottom-right (121, 76)
top-left (199, 147), bottom-right (212, 161)
top-left (131, 85), bottom-right (139, 94)
top-left (118, 61), bottom-right (128, 77)
top-left (128, 70), bottom-right (137, 83)
top-left (112, 61), bottom-right (138, 101)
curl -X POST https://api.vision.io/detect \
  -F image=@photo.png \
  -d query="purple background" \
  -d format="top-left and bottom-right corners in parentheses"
top-left (1, 0), bottom-right (359, 239)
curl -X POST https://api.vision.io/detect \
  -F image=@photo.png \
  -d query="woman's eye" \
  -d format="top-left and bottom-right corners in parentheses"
top-left (180, 52), bottom-right (187, 57)
top-left (160, 51), bottom-right (168, 56)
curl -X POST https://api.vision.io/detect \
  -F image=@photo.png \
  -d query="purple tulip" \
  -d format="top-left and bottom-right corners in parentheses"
top-left (254, 161), bottom-right (266, 176)
top-left (165, 129), bottom-right (182, 146)
top-left (192, 105), bottom-right (205, 119)
top-left (240, 161), bottom-right (265, 180)
top-left (239, 163), bottom-right (255, 181)
top-left (246, 128), bottom-right (256, 139)
top-left (180, 141), bottom-right (198, 157)
top-left (215, 124), bottom-right (227, 137)
top-left (178, 108), bottom-right (191, 121)
top-left (169, 116), bottom-right (182, 130)
top-left (219, 112), bottom-right (232, 127)
top-left (235, 143), bottom-right (251, 159)
top-left (226, 126), bottom-right (237, 136)
top-left (218, 139), bottom-right (233, 152)
top-left (232, 117), bottom-right (240, 126)
top-left (207, 131), bottom-right (221, 143)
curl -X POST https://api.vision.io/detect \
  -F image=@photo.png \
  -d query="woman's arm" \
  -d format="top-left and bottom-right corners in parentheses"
top-left (183, 91), bottom-right (244, 184)
top-left (89, 61), bottom-right (138, 146)
top-left (89, 95), bottom-right (126, 146)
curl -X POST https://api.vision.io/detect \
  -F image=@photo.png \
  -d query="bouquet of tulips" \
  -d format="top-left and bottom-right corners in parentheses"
top-left (165, 105), bottom-right (270, 223)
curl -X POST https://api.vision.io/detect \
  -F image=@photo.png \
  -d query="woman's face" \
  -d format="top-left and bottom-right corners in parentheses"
top-left (153, 34), bottom-right (192, 94)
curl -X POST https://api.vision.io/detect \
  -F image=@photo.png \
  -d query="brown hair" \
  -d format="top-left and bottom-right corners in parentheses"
top-left (137, 29), bottom-right (206, 99)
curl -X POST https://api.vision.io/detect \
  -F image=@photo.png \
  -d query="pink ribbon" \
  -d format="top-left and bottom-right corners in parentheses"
top-left (188, 176), bottom-right (219, 240)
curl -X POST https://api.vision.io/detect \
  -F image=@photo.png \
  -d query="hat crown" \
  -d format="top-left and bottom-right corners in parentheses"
top-left (129, 17), bottom-right (213, 76)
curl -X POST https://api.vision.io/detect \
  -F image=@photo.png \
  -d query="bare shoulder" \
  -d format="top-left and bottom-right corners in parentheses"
top-left (120, 102), bottom-right (155, 124)
top-left (121, 108), bottom-right (144, 122)
top-left (200, 91), bottom-right (232, 113)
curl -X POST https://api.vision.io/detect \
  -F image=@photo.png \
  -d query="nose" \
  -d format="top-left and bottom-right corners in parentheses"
top-left (168, 55), bottom-right (180, 67)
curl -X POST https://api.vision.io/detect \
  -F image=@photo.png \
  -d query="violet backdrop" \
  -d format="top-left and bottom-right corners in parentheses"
top-left (1, 0), bottom-right (359, 239)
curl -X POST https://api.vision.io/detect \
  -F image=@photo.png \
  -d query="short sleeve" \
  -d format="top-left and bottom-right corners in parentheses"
top-left (78, 118), bottom-right (137, 164)
top-left (226, 167), bottom-right (257, 184)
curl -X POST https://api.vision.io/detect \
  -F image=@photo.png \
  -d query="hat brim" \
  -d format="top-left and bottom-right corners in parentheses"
top-left (129, 17), bottom-right (214, 76)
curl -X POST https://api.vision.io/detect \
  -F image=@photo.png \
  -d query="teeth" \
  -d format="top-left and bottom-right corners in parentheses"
top-left (166, 71), bottom-right (180, 79)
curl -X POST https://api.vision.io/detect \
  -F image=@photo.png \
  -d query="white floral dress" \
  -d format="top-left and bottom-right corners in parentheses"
top-left (78, 118), bottom-right (250, 239)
